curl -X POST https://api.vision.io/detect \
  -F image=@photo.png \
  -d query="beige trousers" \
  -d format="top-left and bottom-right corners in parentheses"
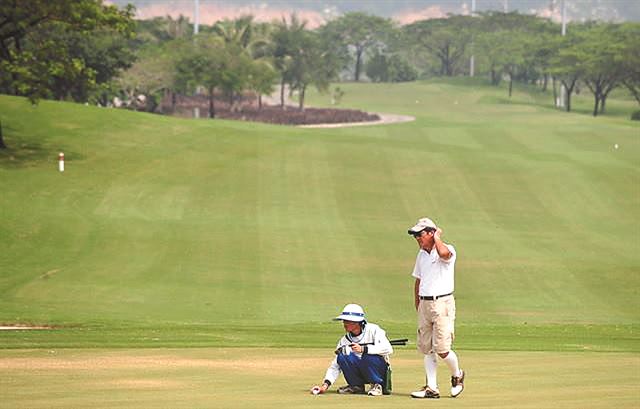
top-left (417, 296), bottom-right (456, 355)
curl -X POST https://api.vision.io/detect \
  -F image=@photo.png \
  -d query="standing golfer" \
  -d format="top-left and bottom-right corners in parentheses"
top-left (407, 217), bottom-right (465, 399)
top-left (309, 304), bottom-right (393, 397)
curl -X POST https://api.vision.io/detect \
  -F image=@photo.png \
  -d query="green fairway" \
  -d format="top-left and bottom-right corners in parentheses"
top-left (0, 79), bottom-right (639, 353)
top-left (1, 348), bottom-right (638, 408)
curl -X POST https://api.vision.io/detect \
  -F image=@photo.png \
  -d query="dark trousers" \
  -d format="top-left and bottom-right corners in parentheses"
top-left (336, 352), bottom-right (388, 386)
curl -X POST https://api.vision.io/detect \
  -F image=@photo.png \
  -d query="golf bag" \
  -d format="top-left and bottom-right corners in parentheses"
top-left (383, 364), bottom-right (392, 395)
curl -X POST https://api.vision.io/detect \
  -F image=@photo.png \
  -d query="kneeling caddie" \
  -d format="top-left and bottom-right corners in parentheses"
top-left (310, 304), bottom-right (393, 396)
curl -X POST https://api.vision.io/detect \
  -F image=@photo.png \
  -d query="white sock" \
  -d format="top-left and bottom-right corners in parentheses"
top-left (442, 350), bottom-right (462, 378)
top-left (424, 353), bottom-right (438, 390)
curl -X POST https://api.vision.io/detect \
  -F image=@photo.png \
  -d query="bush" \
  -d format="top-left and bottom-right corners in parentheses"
top-left (365, 53), bottom-right (418, 83)
top-left (631, 110), bottom-right (640, 121)
top-left (388, 57), bottom-right (418, 82)
top-left (365, 53), bottom-right (389, 83)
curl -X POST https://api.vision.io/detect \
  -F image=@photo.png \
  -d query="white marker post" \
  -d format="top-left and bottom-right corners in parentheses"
top-left (58, 152), bottom-right (64, 172)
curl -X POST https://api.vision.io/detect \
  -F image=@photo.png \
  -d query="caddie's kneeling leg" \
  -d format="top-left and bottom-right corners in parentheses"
top-left (337, 352), bottom-right (388, 386)
top-left (337, 352), bottom-right (366, 386)
top-left (357, 354), bottom-right (388, 385)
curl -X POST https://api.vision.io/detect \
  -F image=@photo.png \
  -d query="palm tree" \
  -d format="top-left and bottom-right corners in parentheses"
top-left (211, 15), bottom-right (270, 56)
top-left (270, 14), bottom-right (307, 108)
top-left (212, 15), bottom-right (273, 110)
top-left (166, 14), bottom-right (191, 39)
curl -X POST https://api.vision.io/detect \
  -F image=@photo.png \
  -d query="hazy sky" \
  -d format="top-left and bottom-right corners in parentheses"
top-left (107, 0), bottom-right (640, 27)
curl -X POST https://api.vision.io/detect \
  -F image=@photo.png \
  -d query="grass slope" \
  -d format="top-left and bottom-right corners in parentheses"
top-left (0, 79), bottom-right (638, 351)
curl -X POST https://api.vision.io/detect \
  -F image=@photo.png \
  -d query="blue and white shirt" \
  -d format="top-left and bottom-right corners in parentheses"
top-left (323, 323), bottom-right (393, 384)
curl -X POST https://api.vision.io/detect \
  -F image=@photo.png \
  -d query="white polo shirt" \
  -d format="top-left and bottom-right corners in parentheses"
top-left (411, 244), bottom-right (456, 297)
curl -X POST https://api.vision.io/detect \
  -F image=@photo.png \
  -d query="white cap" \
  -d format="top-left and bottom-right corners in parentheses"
top-left (407, 217), bottom-right (437, 235)
top-left (334, 304), bottom-right (366, 322)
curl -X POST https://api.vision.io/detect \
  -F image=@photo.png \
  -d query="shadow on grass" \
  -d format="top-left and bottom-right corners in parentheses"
top-left (481, 89), bottom-right (638, 120)
top-left (0, 121), bottom-right (64, 169)
top-left (0, 140), bottom-right (51, 169)
top-left (0, 144), bottom-right (84, 170)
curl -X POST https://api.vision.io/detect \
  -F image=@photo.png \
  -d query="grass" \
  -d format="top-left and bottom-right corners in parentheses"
top-left (1, 78), bottom-right (639, 407)
top-left (0, 79), bottom-right (639, 356)
top-left (0, 323), bottom-right (636, 353)
top-left (1, 348), bottom-right (639, 408)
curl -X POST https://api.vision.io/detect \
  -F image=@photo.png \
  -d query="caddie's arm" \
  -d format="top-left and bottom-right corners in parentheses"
top-left (323, 357), bottom-right (340, 385)
top-left (311, 350), bottom-right (341, 395)
top-left (433, 228), bottom-right (452, 260)
top-left (310, 379), bottom-right (331, 395)
top-left (414, 278), bottom-right (420, 311)
top-left (362, 327), bottom-right (393, 355)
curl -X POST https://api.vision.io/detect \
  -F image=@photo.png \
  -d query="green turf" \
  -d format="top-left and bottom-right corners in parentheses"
top-left (0, 79), bottom-right (639, 352)
top-left (0, 323), bottom-right (636, 353)
top-left (1, 348), bottom-right (638, 408)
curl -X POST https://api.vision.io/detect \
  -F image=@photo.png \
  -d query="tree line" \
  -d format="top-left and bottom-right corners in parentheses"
top-left (1, 0), bottom-right (638, 138)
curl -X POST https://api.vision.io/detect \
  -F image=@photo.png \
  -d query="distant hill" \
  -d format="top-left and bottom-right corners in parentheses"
top-left (108, 0), bottom-right (640, 25)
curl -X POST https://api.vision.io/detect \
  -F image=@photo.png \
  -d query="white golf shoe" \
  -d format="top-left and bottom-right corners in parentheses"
top-left (451, 369), bottom-right (465, 398)
top-left (410, 385), bottom-right (440, 399)
top-left (367, 383), bottom-right (383, 396)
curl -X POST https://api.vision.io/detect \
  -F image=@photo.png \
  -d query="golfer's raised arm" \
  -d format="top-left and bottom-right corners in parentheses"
top-left (433, 228), bottom-right (453, 261)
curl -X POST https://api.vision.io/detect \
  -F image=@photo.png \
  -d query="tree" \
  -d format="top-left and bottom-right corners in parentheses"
top-left (0, 0), bottom-right (134, 100)
top-left (388, 56), bottom-right (418, 82)
top-left (365, 52), bottom-right (417, 83)
top-left (117, 38), bottom-right (186, 112)
top-left (320, 12), bottom-right (393, 81)
top-left (20, 22), bottom-right (136, 103)
top-left (218, 44), bottom-right (252, 112)
top-left (618, 24), bottom-right (640, 106)
top-left (527, 30), bottom-right (559, 92)
top-left (474, 31), bottom-right (503, 85)
top-left (212, 15), bottom-right (272, 110)
top-left (165, 15), bottom-right (192, 40)
top-left (404, 16), bottom-right (473, 77)
top-left (579, 23), bottom-right (625, 116)
top-left (132, 16), bottom-right (192, 50)
top-left (246, 59), bottom-right (277, 109)
top-left (271, 14), bottom-right (307, 108)
top-left (174, 36), bottom-right (227, 118)
top-left (473, 12), bottom-right (556, 85)
top-left (476, 29), bottom-right (529, 95)
top-left (548, 30), bottom-right (586, 112)
top-left (0, 0), bottom-right (134, 149)
top-left (365, 52), bottom-right (390, 82)
top-left (290, 31), bottom-right (340, 110)
top-left (0, 120), bottom-right (5, 149)
top-left (212, 15), bottom-right (254, 49)
top-left (478, 11), bottom-right (548, 32)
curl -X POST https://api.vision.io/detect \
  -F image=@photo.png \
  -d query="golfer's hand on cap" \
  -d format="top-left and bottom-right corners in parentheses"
top-left (434, 227), bottom-right (443, 240)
